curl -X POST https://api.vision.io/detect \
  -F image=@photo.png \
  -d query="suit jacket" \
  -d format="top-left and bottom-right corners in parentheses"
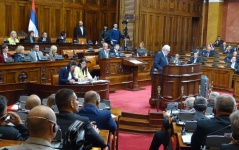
top-left (58, 67), bottom-right (78, 85)
top-left (214, 40), bottom-right (224, 47)
top-left (187, 57), bottom-right (201, 64)
top-left (170, 57), bottom-right (182, 65)
top-left (28, 50), bottom-right (44, 62)
top-left (56, 36), bottom-right (66, 43)
top-left (220, 45), bottom-right (228, 51)
top-left (191, 116), bottom-right (231, 150)
top-left (151, 51), bottom-right (169, 70)
top-left (220, 144), bottom-right (239, 150)
top-left (14, 54), bottom-right (25, 62)
top-left (56, 111), bottom-right (106, 149)
top-left (74, 26), bottom-right (86, 38)
top-left (202, 50), bottom-right (214, 57)
top-left (2, 137), bottom-right (56, 150)
top-left (98, 49), bottom-right (109, 59)
top-left (0, 124), bottom-right (28, 141)
top-left (224, 55), bottom-right (239, 63)
top-left (78, 104), bottom-right (117, 133)
top-left (109, 49), bottom-right (120, 58)
top-left (38, 37), bottom-right (51, 43)
top-left (0, 53), bottom-right (11, 63)
top-left (24, 36), bottom-right (35, 43)
top-left (191, 50), bottom-right (203, 56)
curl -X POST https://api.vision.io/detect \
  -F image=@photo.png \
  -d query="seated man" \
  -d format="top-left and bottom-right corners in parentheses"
top-left (2, 105), bottom-right (58, 150)
top-left (191, 94), bottom-right (235, 150)
top-left (55, 88), bottom-right (106, 149)
top-left (224, 51), bottom-right (239, 63)
top-left (99, 43), bottom-right (109, 59)
top-left (202, 45), bottom-right (214, 57)
top-left (25, 94), bottom-right (41, 110)
top-left (223, 45), bottom-right (234, 55)
top-left (0, 97), bottom-right (28, 141)
top-left (187, 53), bottom-right (201, 64)
top-left (149, 96), bottom-right (206, 150)
top-left (170, 53), bottom-right (182, 65)
top-left (109, 44), bottom-right (121, 58)
top-left (226, 56), bottom-right (239, 74)
top-left (207, 92), bottom-right (220, 107)
top-left (78, 91), bottom-right (117, 133)
top-left (28, 44), bottom-right (44, 62)
top-left (214, 36), bottom-right (224, 47)
top-left (220, 42), bottom-right (228, 51)
top-left (191, 47), bottom-right (203, 56)
top-left (38, 32), bottom-right (51, 43)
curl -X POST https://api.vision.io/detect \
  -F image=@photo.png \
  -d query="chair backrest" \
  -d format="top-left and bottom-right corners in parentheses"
top-left (85, 56), bottom-right (97, 68)
top-left (78, 38), bottom-right (87, 44)
top-left (74, 49), bottom-right (84, 55)
top-left (51, 74), bottom-right (59, 85)
top-left (62, 50), bottom-right (74, 57)
top-left (205, 135), bottom-right (231, 149)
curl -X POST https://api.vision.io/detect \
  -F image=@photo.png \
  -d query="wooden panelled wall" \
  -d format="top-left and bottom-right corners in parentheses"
top-left (120, 0), bottom-right (203, 54)
top-left (0, 0), bottom-right (118, 42)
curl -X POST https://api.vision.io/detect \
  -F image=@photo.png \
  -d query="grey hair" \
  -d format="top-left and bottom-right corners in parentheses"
top-left (214, 94), bottom-right (236, 113)
top-left (209, 92), bottom-right (220, 102)
top-left (184, 97), bottom-right (195, 109)
top-left (230, 110), bottom-right (239, 140)
top-left (162, 45), bottom-right (170, 51)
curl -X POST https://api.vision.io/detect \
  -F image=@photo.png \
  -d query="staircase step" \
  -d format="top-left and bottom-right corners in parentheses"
top-left (119, 117), bottom-right (150, 127)
top-left (119, 124), bottom-right (162, 134)
top-left (122, 111), bottom-right (149, 119)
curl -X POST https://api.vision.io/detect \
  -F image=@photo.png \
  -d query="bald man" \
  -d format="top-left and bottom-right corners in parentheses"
top-left (25, 94), bottom-right (41, 110)
top-left (74, 20), bottom-right (86, 39)
top-left (2, 105), bottom-right (58, 150)
top-left (78, 91), bottom-right (117, 133)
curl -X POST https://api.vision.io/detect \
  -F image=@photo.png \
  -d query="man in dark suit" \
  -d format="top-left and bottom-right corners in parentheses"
top-left (109, 44), bottom-right (120, 58)
top-left (191, 47), bottom-right (203, 56)
top-left (74, 20), bottom-right (86, 39)
top-left (191, 94), bottom-right (236, 150)
top-left (202, 45), bottom-right (214, 57)
top-left (0, 97), bottom-right (28, 141)
top-left (187, 53), bottom-right (201, 64)
top-left (223, 45), bottom-right (234, 54)
top-left (56, 31), bottom-right (66, 43)
top-left (78, 91), bottom-right (117, 133)
top-left (220, 42), bottom-right (228, 51)
top-left (38, 32), bottom-right (51, 43)
top-left (226, 56), bottom-right (239, 74)
top-left (234, 43), bottom-right (239, 52)
top-left (98, 43), bottom-right (109, 59)
top-left (58, 61), bottom-right (78, 85)
top-left (55, 89), bottom-right (106, 149)
top-left (224, 51), bottom-right (239, 63)
top-left (214, 36), bottom-right (224, 47)
top-left (151, 45), bottom-right (170, 71)
top-left (170, 54), bottom-right (182, 65)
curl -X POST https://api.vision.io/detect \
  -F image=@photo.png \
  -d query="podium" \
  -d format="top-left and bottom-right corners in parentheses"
top-left (122, 58), bottom-right (148, 90)
top-left (149, 64), bottom-right (202, 108)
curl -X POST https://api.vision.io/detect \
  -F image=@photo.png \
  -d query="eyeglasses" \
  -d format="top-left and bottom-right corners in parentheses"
top-left (0, 113), bottom-right (7, 121)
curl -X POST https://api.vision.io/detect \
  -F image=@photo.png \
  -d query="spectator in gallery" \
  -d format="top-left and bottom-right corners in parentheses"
top-left (74, 20), bottom-right (86, 39)
top-left (109, 23), bottom-right (124, 46)
top-left (137, 42), bottom-right (147, 57)
top-left (223, 45), bottom-right (234, 55)
top-left (48, 45), bottom-right (58, 61)
top-left (214, 36), bottom-right (224, 47)
top-left (100, 24), bottom-right (110, 44)
top-left (202, 45), bottom-right (214, 57)
top-left (14, 45), bottom-right (25, 62)
top-left (0, 44), bottom-right (11, 63)
top-left (56, 31), bottom-right (66, 43)
top-left (8, 31), bottom-right (19, 45)
top-left (191, 46), bottom-right (202, 56)
top-left (220, 42), bottom-right (228, 51)
top-left (24, 30), bottom-right (36, 43)
top-left (38, 32), bottom-right (51, 43)
top-left (58, 61), bottom-right (78, 85)
top-left (74, 58), bottom-right (92, 81)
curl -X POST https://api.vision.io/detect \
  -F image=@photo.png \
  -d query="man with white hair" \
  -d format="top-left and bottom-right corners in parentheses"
top-left (208, 92), bottom-right (220, 107)
top-left (151, 45), bottom-right (170, 71)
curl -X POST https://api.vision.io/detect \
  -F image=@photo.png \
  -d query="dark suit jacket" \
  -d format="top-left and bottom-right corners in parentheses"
top-left (109, 49), bottom-right (120, 58)
top-left (220, 45), bottom-right (228, 51)
top-left (14, 54), bottom-right (25, 62)
top-left (191, 116), bottom-right (231, 150)
top-left (38, 37), bottom-right (51, 43)
top-left (202, 50), bottom-right (214, 57)
top-left (187, 57), bottom-right (201, 64)
top-left (0, 124), bottom-right (28, 141)
top-left (220, 144), bottom-right (239, 150)
top-left (56, 111), bottom-right (106, 148)
top-left (191, 50), bottom-right (203, 56)
top-left (56, 36), bottom-right (66, 43)
top-left (224, 55), bottom-right (239, 63)
top-left (0, 53), bottom-right (11, 63)
top-left (74, 26), bottom-right (86, 38)
top-left (24, 36), bottom-right (36, 43)
top-left (98, 49), bottom-right (109, 59)
top-left (170, 57), bottom-right (182, 65)
top-left (78, 104), bottom-right (117, 133)
top-left (58, 67), bottom-right (78, 85)
top-left (152, 51), bottom-right (168, 70)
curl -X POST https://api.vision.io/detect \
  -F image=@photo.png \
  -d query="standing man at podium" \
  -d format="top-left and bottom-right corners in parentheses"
top-left (151, 45), bottom-right (170, 71)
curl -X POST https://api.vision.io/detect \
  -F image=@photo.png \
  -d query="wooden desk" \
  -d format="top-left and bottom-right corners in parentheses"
top-left (233, 75), bottom-right (239, 100)
top-left (0, 139), bottom-right (23, 147)
top-left (92, 130), bottom-right (109, 150)
top-left (202, 66), bottom-right (234, 91)
top-left (172, 123), bottom-right (191, 150)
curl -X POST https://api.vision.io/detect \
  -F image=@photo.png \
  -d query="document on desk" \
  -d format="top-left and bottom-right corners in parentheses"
top-left (129, 60), bottom-right (143, 64)
top-left (182, 132), bottom-right (193, 145)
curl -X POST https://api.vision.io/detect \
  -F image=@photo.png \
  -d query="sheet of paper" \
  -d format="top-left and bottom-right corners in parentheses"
top-left (129, 60), bottom-right (143, 64)
top-left (182, 132), bottom-right (193, 144)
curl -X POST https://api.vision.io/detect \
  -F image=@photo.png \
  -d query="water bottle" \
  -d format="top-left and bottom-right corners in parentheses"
top-left (95, 41), bottom-right (98, 45)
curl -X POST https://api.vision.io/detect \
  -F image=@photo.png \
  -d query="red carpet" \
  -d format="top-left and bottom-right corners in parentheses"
top-left (110, 86), bottom-right (233, 150)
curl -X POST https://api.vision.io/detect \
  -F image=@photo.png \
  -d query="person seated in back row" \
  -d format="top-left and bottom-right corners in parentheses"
top-left (224, 51), bottom-right (239, 63)
top-left (27, 44), bottom-right (44, 62)
top-left (14, 45), bottom-right (25, 62)
top-left (226, 56), bottom-right (239, 74)
top-left (8, 31), bottom-right (19, 45)
top-left (74, 58), bottom-right (92, 81)
top-left (99, 43), bottom-right (109, 59)
top-left (58, 61), bottom-right (78, 85)
top-left (24, 30), bottom-right (36, 43)
top-left (170, 53), bottom-right (182, 65)
top-left (187, 53), bottom-right (201, 64)
top-left (48, 45), bottom-right (58, 61)
top-left (0, 44), bottom-right (11, 63)
top-left (38, 32), bottom-right (51, 43)
top-left (56, 31), bottom-right (66, 43)
top-left (137, 42), bottom-right (147, 57)
top-left (109, 44), bottom-right (121, 58)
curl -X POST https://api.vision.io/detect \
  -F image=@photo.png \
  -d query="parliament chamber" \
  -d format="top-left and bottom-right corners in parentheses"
top-left (1, 0), bottom-right (239, 149)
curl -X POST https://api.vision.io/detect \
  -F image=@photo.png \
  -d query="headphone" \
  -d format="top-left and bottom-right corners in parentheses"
top-left (52, 122), bottom-right (59, 133)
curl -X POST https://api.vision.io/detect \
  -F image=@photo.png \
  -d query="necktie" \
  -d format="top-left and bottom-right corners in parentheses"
top-left (36, 52), bottom-right (40, 61)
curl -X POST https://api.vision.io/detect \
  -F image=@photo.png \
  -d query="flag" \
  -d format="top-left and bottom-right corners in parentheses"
top-left (28, 0), bottom-right (39, 37)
